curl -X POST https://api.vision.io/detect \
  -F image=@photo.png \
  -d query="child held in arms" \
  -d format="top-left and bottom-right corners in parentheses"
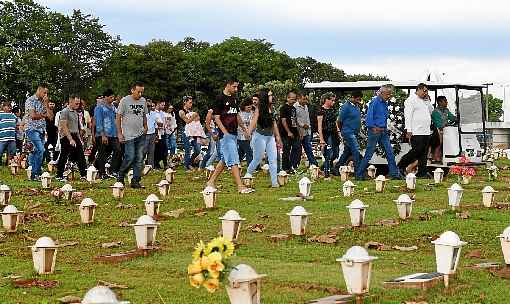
top-left (0, 101), bottom-right (18, 165)
top-left (185, 111), bottom-right (208, 145)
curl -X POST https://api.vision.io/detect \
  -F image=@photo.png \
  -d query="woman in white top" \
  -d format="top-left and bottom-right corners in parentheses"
top-left (178, 96), bottom-right (202, 171)
top-left (164, 105), bottom-right (177, 160)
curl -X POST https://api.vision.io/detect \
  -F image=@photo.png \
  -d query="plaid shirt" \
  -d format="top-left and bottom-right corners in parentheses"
top-left (24, 95), bottom-right (46, 132)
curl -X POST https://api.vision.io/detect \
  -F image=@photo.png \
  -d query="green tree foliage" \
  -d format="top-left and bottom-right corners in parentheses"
top-left (294, 56), bottom-right (387, 85)
top-left (0, 1), bottom-right (383, 111)
top-left (98, 41), bottom-right (187, 100)
top-left (486, 94), bottom-right (503, 122)
top-left (97, 35), bottom-right (383, 113)
top-left (176, 37), bottom-right (210, 53)
top-left (294, 56), bottom-right (347, 84)
top-left (0, 0), bottom-right (118, 106)
top-left (184, 37), bottom-right (298, 101)
top-left (242, 80), bottom-right (299, 105)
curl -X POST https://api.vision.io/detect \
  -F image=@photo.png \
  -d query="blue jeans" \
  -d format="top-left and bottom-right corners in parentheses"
top-left (119, 134), bottom-right (146, 183)
top-left (0, 141), bottom-right (16, 157)
top-left (206, 140), bottom-right (220, 167)
top-left (166, 132), bottom-right (177, 156)
top-left (301, 135), bottom-right (318, 166)
top-left (144, 133), bottom-right (157, 167)
top-left (356, 129), bottom-right (399, 178)
top-left (26, 129), bottom-right (45, 179)
top-left (247, 132), bottom-right (278, 187)
top-left (237, 139), bottom-right (253, 166)
top-left (336, 132), bottom-right (361, 171)
top-left (220, 133), bottom-right (239, 168)
top-left (200, 133), bottom-right (214, 169)
top-left (180, 129), bottom-right (201, 169)
top-left (201, 133), bottom-right (220, 168)
top-left (323, 134), bottom-right (339, 177)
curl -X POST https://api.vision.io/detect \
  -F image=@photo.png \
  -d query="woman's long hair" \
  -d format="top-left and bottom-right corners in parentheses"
top-left (257, 89), bottom-right (273, 130)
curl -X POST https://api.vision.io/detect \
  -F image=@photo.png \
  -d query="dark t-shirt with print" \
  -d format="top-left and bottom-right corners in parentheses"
top-left (279, 103), bottom-right (299, 137)
top-left (318, 106), bottom-right (338, 137)
top-left (213, 93), bottom-right (239, 136)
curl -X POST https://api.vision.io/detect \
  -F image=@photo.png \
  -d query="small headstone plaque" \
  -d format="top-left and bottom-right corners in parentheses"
top-left (384, 272), bottom-right (444, 290)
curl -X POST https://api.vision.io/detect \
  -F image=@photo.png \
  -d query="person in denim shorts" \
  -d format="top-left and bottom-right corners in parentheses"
top-left (205, 78), bottom-right (253, 194)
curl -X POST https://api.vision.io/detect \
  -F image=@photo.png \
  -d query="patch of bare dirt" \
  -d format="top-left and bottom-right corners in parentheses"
top-left (308, 234), bottom-right (336, 244)
top-left (13, 279), bottom-right (58, 288)
top-left (23, 212), bottom-right (50, 223)
top-left (246, 223), bottom-right (265, 233)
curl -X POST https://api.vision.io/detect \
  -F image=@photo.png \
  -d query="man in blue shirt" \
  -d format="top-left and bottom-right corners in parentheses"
top-left (356, 85), bottom-right (402, 180)
top-left (334, 91), bottom-right (363, 174)
top-left (94, 89), bottom-right (121, 179)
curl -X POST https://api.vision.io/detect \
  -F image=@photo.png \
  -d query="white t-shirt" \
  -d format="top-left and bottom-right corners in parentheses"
top-left (404, 94), bottom-right (433, 136)
top-left (164, 112), bottom-right (177, 135)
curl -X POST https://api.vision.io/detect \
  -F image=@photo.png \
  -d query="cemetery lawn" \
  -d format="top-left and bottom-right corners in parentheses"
top-left (1, 161), bottom-right (510, 304)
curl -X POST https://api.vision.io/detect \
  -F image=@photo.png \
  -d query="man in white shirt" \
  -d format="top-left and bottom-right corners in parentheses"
top-left (398, 83), bottom-right (434, 178)
top-left (294, 93), bottom-right (318, 167)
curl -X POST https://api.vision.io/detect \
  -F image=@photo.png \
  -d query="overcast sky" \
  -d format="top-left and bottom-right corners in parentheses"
top-left (37, 0), bottom-right (510, 100)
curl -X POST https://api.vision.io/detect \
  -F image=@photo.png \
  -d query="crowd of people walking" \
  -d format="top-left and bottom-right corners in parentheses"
top-left (0, 80), bottom-right (455, 191)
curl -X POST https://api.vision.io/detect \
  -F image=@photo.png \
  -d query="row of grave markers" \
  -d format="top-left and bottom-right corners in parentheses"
top-left (2, 154), bottom-right (510, 303)
top-left (2, 164), bottom-right (269, 303)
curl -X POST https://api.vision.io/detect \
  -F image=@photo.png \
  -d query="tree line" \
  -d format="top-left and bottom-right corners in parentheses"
top-left (0, 0), bottom-right (383, 106)
top-left (0, 0), bottom-right (503, 121)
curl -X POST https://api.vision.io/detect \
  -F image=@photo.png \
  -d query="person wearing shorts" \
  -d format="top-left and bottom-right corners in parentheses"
top-left (205, 78), bottom-right (253, 194)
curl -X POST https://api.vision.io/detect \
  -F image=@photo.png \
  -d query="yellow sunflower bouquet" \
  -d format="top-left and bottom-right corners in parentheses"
top-left (187, 237), bottom-right (235, 293)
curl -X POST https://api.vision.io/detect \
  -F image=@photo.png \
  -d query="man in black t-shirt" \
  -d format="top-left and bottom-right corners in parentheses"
top-left (318, 92), bottom-right (340, 179)
top-left (205, 79), bottom-right (254, 194)
top-left (44, 101), bottom-right (58, 162)
top-left (279, 91), bottom-right (301, 173)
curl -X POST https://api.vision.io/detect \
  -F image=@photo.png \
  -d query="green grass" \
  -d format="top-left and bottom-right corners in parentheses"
top-left (1, 161), bottom-right (510, 303)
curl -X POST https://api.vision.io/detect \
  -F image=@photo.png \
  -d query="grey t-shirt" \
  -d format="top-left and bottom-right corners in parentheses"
top-left (118, 95), bottom-right (148, 141)
top-left (59, 107), bottom-right (80, 136)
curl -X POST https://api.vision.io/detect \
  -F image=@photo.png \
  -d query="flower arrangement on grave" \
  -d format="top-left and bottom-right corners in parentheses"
top-left (187, 237), bottom-right (235, 293)
top-left (450, 155), bottom-right (476, 183)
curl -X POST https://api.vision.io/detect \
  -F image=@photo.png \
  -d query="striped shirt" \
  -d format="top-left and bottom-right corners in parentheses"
top-left (0, 112), bottom-right (17, 142)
